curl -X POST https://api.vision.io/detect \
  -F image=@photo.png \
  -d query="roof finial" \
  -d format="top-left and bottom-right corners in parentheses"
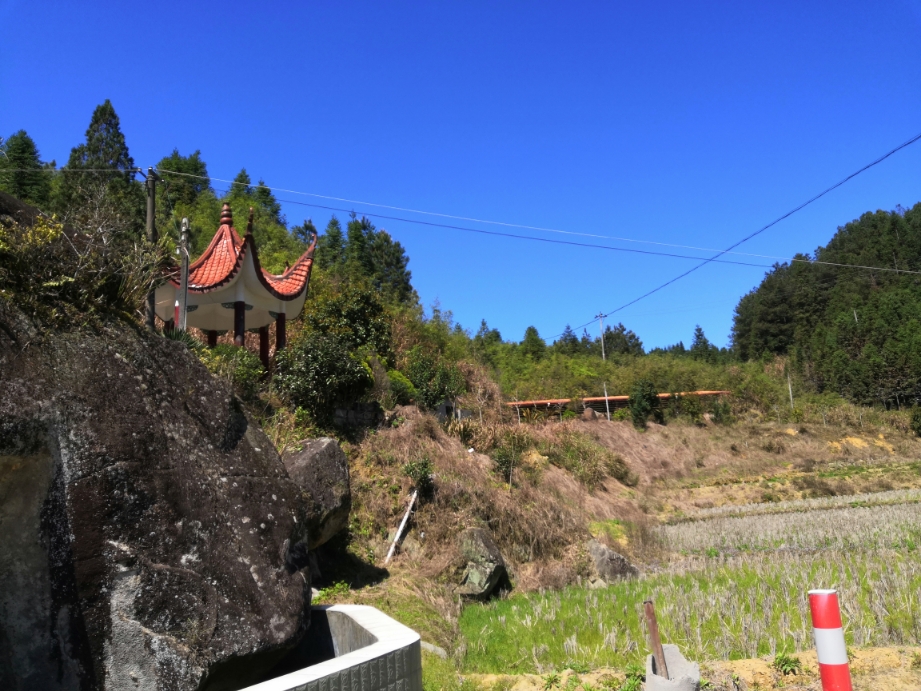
top-left (220, 203), bottom-right (233, 226)
top-left (246, 207), bottom-right (254, 236)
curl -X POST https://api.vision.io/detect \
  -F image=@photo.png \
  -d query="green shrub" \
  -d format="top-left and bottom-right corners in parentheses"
top-left (491, 427), bottom-right (532, 484)
top-left (772, 651), bottom-right (802, 675)
top-left (543, 430), bottom-right (631, 489)
top-left (305, 283), bottom-right (392, 358)
top-left (275, 332), bottom-right (373, 425)
top-left (201, 344), bottom-right (263, 399)
top-left (612, 407), bottom-right (631, 421)
top-left (629, 379), bottom-right (661, 429)
top-left (403, 457), bottom-right (434, 496)
top-left (387, 370), bottom-right (416, 405)
top-left (710, 397), bottom-right (733, 425)
top-left (164, 327), bottom-right (205, 354)
top-left (405, 346), bottom-right (465, 410)
top-left (0, 212), bottom-right (166, 321)
top-left (911, 407), bottom-right (921, 437)
top-left (678, 394), bottom-right (703, 424)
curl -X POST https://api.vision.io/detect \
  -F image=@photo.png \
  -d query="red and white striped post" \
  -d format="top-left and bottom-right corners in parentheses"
top-left (809, 589), bottom-right (852, 691)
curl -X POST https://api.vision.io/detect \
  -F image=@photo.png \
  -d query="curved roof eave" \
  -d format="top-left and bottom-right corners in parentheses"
top-left (168, 205), bottom-right (317, 302)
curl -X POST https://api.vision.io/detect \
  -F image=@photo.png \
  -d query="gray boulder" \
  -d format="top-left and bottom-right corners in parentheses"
top-left (456, 528), bottom-right (509, 599)
top-left (587, 539), bottom-right (638, 584)
top-left (0, 289), bottom-right (311, 691)
top-left (283, 437), bottom-right (351, 549)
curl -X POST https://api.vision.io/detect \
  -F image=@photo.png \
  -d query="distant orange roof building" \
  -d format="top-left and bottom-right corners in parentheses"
top-left (155, 203), bottom-right (316, 363)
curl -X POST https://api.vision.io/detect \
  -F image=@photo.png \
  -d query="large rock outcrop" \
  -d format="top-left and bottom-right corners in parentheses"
top-left (282, 438), bottom-right (351, 549)
top-left (455, 528), bottom-right (509, 599)
top-left (587, 539), bottom-right (638, 585)
top-left (0, 298), bottom-right (313, 691)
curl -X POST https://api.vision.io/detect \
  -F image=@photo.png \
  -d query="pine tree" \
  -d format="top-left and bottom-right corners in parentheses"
top-left (0, 130), bottom-right (51, 207)
top-left (554, 325), bottom-right (581, 355)
top-left (292, 218), bottom-right (317, 246)
top-left (690, 325), bottom-right (714, 362)
top-left (345, 215), bottom-right (374, 279)
top-left (600, 323), bottom-right (644, 356)
top-left (57, 100), bottom-right (143, 232)
top-left (253, 179), bottom-right (284, 226)
top-left (520, 326), bottom-right (546, 360)
top-left (368, 228), bottom-right (414, 303)
top-left (316, 216), bottom-right (345, 270)
top-left (230, 168), bottom-right (252, 196)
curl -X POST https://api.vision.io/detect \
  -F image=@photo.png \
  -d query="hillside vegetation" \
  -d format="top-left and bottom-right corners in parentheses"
top-left (5, 102), bottom-right (921, 690)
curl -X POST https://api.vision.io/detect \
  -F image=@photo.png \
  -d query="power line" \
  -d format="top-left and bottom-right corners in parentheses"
top-left (158, 166), bottom-right (898, 263)
top-left (198, 166), bottom-right (921, 279)
top-left (556, 129), bottom-right (921, 338)
top-left (211, 183), bottom-right (921, 278)
top-left (6, 163), bottom-right (919, 280)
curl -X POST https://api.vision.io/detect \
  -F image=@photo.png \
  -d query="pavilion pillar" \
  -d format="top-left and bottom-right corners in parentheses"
top-left (259, 326), bottom-right (270, 369)
top-left (234, 301), bottom-right (245, 346)
top-left (276, 313), bottom-right (287, 351)
top-left (207, 330), bottom-right (218, 348)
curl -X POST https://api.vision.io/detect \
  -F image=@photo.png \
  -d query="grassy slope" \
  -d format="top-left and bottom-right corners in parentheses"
top-left (315, 406), bottom-right (921, 689)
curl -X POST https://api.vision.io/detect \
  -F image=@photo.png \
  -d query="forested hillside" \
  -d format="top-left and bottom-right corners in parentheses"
top-left (3, 100), bottom-right (920, 419)
top-left (732, 203), bottom-right (921, 406)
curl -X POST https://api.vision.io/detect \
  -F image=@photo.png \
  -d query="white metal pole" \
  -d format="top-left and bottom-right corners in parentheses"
top-left (178, 218), bottom-right (190, 331)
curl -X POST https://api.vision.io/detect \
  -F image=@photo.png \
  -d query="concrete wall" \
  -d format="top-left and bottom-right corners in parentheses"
top-left (239, 605), bottom-right (422, 691)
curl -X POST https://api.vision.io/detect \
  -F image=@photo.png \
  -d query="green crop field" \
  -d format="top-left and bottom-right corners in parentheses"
top-left (458, 500), bottom-right (921, 676)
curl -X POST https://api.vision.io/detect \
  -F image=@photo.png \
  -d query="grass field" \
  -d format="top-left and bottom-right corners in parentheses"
top-left (458, 498), bottom-right (921, 676)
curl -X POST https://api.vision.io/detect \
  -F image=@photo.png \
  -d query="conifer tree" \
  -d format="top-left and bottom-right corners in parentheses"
top-left (230, 168), bottom-right (252, 196)
top-left (316, 216), bottom-right (345, 270)
top-left (554, 325), bottom-right (581, 355)
top-left (253, 179), bottom-right (284, 226)
top-left (292, 218), bottom-right (317, 246)
top-left (156, 149), bottom-right (210, 206)
top-left (0, 130), bottom-right (51, 207)
top-left (521, 326), bottom-right (546, 360)
top-left (57, 100), bottom-right (143, 232)
top-left (345, 215), bottom-right (374, 279)
top-left (368, 228), bottom-right (414, 303)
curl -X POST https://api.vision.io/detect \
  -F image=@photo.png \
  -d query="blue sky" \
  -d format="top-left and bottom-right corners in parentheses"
top-left (2, 1), bottom-right (920, 349)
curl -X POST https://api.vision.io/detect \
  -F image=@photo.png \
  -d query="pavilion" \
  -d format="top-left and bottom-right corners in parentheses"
top-left (154, 203), bottom-right (317, 366)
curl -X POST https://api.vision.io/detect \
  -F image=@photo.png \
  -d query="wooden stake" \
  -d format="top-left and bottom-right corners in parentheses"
top-left (384, 490), bottom-right (417, 565)
top-left (644, 600), bottom-right (669, 680)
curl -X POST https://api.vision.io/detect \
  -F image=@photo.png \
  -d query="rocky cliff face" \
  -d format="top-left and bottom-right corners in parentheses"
top-left (0, 299), bottom-right (313, 691)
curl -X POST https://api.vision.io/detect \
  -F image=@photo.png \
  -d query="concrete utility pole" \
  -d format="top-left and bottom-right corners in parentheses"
top-left (597, 312), bottom-right (611, 421)
top-left (178, 218), bottom-right (190, 331)
top-left (145, 167), bottom-right (160, 331)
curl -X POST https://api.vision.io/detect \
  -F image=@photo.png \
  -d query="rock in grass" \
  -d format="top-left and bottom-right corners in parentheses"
top-left (456, 528), bottom-right (509, 599)
top-left (283, 437), bottom-right (351, 549)
top-left (587, 539), bottom-right (638, 583)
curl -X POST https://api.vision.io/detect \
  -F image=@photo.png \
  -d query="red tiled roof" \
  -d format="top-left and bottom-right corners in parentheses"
top-left (173, 204), bottom-right (316, 301)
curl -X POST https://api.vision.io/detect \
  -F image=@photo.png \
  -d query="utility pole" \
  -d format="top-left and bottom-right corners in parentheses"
top-left (178, 218), bottom-right (190, 331)
top-left (145, 167), bottom-right (160, 331)
top-left (597, 312), bottom-right (611, 421)
top-left (787, 372), bottom-right (795, 411)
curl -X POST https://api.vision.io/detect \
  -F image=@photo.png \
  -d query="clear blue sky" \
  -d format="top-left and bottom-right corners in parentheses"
top-left (2, 1), bottom-right (920, 349)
